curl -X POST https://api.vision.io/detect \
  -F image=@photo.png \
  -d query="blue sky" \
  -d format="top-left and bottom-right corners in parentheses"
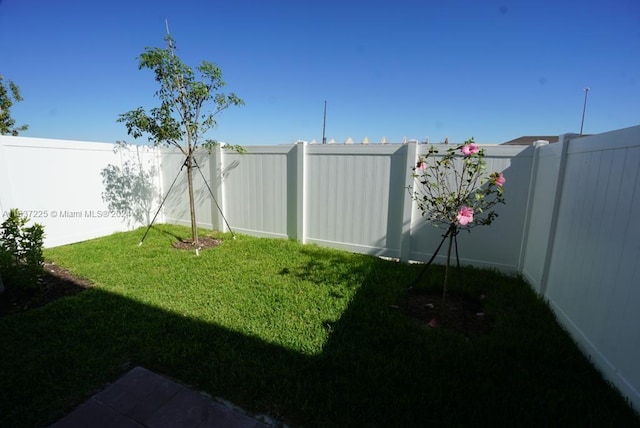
top-left (1, 0), bottom-right (639, 145)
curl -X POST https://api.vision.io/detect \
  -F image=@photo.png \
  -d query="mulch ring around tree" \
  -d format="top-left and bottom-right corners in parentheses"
top-left (398, 288), bottom-right (494, 336)
top-left (171, 236), bottom-right (222, 251)
top-left (0, 262), bottom-right (93, 318)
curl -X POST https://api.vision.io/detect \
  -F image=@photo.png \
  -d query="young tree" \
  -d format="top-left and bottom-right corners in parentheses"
top-left (118, 30), bottom-right (244, 245)
top-left (0, 75), bottom-right (28, 136)
top-left (410, 139), bottom-right (506, 324)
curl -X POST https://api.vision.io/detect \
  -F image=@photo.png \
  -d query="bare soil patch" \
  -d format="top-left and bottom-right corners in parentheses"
top-left (171, 236), bottom-right (221, 251)
top-left (0, 262), bottom-right (93, 317)
top-left (400, 288), bottom-right (493, 336)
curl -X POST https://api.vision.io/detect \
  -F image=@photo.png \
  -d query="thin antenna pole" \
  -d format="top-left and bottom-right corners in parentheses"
top-left (164, 20), bottom-right (184, 99)
top-left (580, 87), bottom-right (590, 135)
top-left (164, 20), bottom-right (182, 89)
top-left (322, 100), bottom-right (327, 144)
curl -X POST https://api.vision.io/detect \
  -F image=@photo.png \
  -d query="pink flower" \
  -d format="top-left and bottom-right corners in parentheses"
top-left (416, 161), bottom-right (427, 171)
top-left (457, 205), bottom-right (474, 225)
top-left (493, 172), bottom-right (506, 187)
top-left (461, 143), bottom-right (479, 156)
top-left (428, 318), bottom-right (438, 328)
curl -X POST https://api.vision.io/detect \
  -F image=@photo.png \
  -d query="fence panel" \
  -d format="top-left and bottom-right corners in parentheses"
top-left (0, 136), bottom-right (161, 247)
top-left (520, 142), bottom-right (562, 292)
top-left (542, 126), bottom-right (640, 412)
top-left (221, 145), bottom-right (292, 239)
top-left (303, 144), bottom-right (410, 258)
top-left (159, 142), bottom-right (532, 270)
top-left (159, 148), bottom-right (217, 231)
top-left (408, 144), bottom-right (531, 272)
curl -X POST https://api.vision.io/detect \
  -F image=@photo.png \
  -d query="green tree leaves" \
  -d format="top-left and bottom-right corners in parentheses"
top-left (0, 75), bottom-right (28, 136)
top-left (410, 138), bottom-right (506, 229)
top-left (117, 32), bottom-right (244, 243)
top-left (118, 35), bottom-right (244, 155)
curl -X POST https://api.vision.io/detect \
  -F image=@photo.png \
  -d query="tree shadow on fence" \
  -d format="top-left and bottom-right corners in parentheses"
top-left (100, 143), bottom-right (159, 228)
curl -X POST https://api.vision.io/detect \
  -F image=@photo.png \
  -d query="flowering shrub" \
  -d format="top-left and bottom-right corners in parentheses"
top-left (457, 206), bottom-right (474, 226)
top-left (411, 138), bottom-right (505, 230)
top-left (410, 138), bottom-right (506, 322)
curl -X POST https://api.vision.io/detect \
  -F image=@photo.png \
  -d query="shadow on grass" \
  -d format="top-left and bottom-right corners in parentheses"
top-left (0, 262), bottom-right (638, 427)
top-left (0, 264), bottom-right (92, 318)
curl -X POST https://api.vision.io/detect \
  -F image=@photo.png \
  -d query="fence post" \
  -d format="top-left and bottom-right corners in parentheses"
top-left (0, 137), bottom-right (7, 215)
top-left (539, 133), bottom-right (575, 295)
top-left (399, 141), bottom-right (418, 262)
top-left (209, 144), bottom-right (226, 232)
top-left (152, 146), bottom-right (165, 225)
top-left (287, 141), bottom-right (306, 243)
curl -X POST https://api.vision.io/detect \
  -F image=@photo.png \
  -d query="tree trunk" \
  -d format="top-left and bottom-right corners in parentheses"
top-left (441, 224), bottom-right (455, 309)
top-left (186, 151), bottom-right (199, 245)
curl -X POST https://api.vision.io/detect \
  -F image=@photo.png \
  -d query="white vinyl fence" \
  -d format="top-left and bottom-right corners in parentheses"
top-left (524, 127), bottom-right (640, 410)
top-left (0, 137), bottom-right (162, 247)
top-left (210, 142), bottom-right (532, 272)
top-left (1, 124), bottom-right (639, 412)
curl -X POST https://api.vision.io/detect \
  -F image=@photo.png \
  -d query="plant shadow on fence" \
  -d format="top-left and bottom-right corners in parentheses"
top-left (1, 248), bottom-right (638, 427)
top-left (100, 144), bottom-right (159, 227)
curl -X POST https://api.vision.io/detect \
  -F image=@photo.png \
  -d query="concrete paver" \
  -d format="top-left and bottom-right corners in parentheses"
top-left (49, 366), bottom-right (272, 428)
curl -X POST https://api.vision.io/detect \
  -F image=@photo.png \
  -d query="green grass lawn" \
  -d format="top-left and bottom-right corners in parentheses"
top-left (0, 224), bottom-right (638, 427)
